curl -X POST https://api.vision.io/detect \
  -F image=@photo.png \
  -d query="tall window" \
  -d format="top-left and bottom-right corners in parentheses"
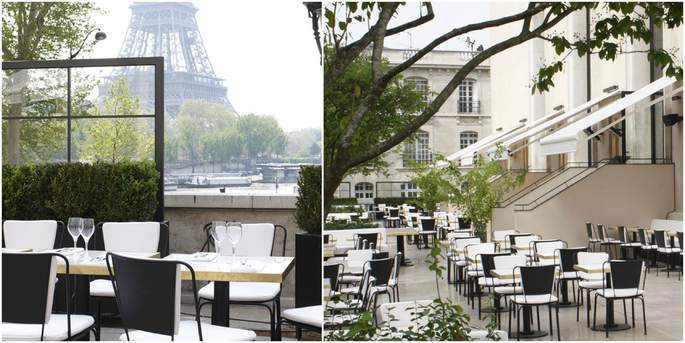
top-left (460, 131), bottom-right (478, 149)
top-left (400, 182), bottom-right (419, 198)
top-left (458, 79), bottom-right (477, 113)
top-left (354, 182), bottom-right (374, 198)
top-left (405, 77), bottom-right (430, 105)
top-left (403, 130), bottom-right (432, 166)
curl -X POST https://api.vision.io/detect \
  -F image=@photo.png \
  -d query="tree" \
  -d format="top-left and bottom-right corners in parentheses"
top-left (323, 2), bottom-right (683, 215)
top-left (2, 2), bottom-right (101, 164)
top-left (78, 78), bottom-right (153, 163)
top-left (285, 127), bottom-right (322, 158)
top-left (237, 114), bottom-right (287, 160)
top-left (199, 127), bottom-right (244, 169)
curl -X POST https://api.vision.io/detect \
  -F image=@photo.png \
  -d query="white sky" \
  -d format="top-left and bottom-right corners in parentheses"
top-left (89, 1), bottom-right (322, 132)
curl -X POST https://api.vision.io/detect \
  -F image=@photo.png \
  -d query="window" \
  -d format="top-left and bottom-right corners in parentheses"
top-left (335, 182), bottom-right (351, 198)
top-left (458, 79), bottom-right (478, 113)
top-left (400, 182), bottom-right (419, 198)
top-left (354, 182), bottom-right (374, 198)
top-left (405, 77), bottom-right (430, 105)
top-left (460, 131), bottom-right (478, 149)
top-left (403, 130), bottom-right (432, 167)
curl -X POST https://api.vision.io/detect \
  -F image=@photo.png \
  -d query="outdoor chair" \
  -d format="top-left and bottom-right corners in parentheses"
top-left (277, 305), bottom-right (322, 340)
top-left (532, 239), bottom-right (566, 265)
top-left (492, 254), bottom-right (527, 329)
top-left (596, 224), bottom-right (621, 259)
top-left (90, 221), bottom-right (167, 340)
top-left (353, 233), bottom-right (379, 250)
top-left (477, 252), bottom-right (511, 320)
top-left (325, 266), bottom-right (377, 327)
top-left (324, 263), bottom-right (344, 296)
top-left (449, 237), bottom-right (481, 292)
top-left (366, 257), bottom-right (396, 308)
top-left (464, 243), bottom-right (496, 306)
top-left (416, 218), bottom-right (437, 249)
top-left (593, 260), bottom-right (647, 338)
top-left (198, 223), bottom-right (287, 340)
top-left (552, 247), bottom-right (587, 308)
top-left (2, 220), bottom-right (64, 252)
top-left (385, 209), bottom-right (400, 228)
top-left (507, 233), bottom-right (533, 254)
top-left (513, 234), bottom-right (540, 261)
top-left (105, 253), bottom-right (255, 341)
top-left (618, 226), bottom-right (641, 259)
top-left (576, 251), bottom-right (609, 326)
top-left (337, 249), bottom-right (374, 286)
top-left (387, 252), bottom-right (402, 302)
top-left (508, 265), bottom-right (560, 341)
top-left (638, 228), bottom-right (658, 272)
top-left (2, 252), bottom-right (95, 341)
top-left (585, 223), bottom-right (600, 252)
top-left (653, 230), bottom-right (681, 278)
top-left (493, 229), bottom-right (518, 252)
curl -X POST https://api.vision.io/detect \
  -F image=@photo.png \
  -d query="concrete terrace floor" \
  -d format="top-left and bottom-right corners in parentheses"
top-left (387, 239), bottom-right (683, 341)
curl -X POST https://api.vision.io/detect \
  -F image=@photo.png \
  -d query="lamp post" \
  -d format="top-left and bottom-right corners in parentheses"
top-left (303, 2), bottom-right (322, 64)
top-left (69, 28), bottom-right (107, 60)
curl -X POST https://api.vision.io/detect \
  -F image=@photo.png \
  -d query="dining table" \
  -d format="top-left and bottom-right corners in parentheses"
top-left (52, 249), bottom-right (294, 339)
top-left (385, 227), bottom-right (419, 266)
top-left (573, 264), bottom-right (631, 332)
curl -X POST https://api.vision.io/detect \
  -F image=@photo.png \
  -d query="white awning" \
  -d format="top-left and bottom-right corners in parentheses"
top-left (539, 77), bottom-right (678, 155)
top-left (444, 123), bottom-right (526, 165)
top-left (490, 89), bottom-right (622, 158)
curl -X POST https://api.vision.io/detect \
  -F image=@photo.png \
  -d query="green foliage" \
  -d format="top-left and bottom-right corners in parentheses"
top-left (410, 156), bottom-right (456, 212)
top-left (285, 128), bottom-right (322, 158)
top-left (331, 197), bottom-right (358, 206)
top-left (295, 165), bottom-right (322, 234)
top-left (533, 2), bottom-right (683, 94)
top-left (78, 78), bottom-right (153, 163)
top-left (373, 197), bottom-right (421, 207)
top-left (329, 205), bottom-right (362, 213)
top-left (2, 162), bottom-right (158, 223)
top-left (237, 114), bottom-right (288, 159)
top-left (324, 222), bottom-right (378, 231)
top-left (172, 100), bottom-right (238, 165)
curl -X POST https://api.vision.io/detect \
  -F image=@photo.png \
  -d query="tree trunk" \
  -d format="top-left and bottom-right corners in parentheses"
top-left (323, 164), bottom-right (345, 218)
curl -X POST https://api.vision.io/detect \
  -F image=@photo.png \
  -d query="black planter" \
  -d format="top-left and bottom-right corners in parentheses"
top-left (295, 232), bottom-right (322, 308)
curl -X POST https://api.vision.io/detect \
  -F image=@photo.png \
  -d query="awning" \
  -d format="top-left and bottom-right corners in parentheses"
top-left (539, 77), bottom-right (679, 155)
top-left (444, 123), bottom-right (526, 166)
top-left (490, 89), bottom-right (622, 158)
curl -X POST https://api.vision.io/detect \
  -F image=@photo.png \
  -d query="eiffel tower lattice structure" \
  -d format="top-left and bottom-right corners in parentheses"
top-left (104, 2), bottom-right (232, 116)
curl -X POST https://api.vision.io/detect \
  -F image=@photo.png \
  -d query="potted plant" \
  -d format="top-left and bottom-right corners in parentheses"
top-left (294, 165), bottom-right (322, 307)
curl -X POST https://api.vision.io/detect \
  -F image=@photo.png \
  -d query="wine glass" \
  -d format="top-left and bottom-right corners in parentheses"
top-left (210, 221), bottom-right (228, 262)
top-left (226, 221), bottom-right (243, 264)
top-left (81, 218), bottom-right (95, 257)
top-left (67, 217), bottom-right (83, 250)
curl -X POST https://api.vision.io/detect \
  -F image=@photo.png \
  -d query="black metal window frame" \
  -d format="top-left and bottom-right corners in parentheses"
top-left (2, 57), bottom-right (165, 221)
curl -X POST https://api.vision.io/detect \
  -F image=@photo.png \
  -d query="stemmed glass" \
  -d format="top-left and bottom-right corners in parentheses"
top-left (226, 221), bottom-right (243, 264)
top-left (81, 218), bottom-right (95, 258)
top-left (67, 217), bottom-right (83, 250)
top-left (210, 221), bottom-right (228, 263)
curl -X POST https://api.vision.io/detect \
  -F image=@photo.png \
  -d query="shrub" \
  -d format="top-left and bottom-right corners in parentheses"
top-left (331, 198), bottom-right (358, 206)
top-left (373, 197), bottom-right (420, 207)
top-left (2, 162), bottom-right (159, 223)
top-left (294, 165), bottom-right (321, 234)
top-left (324, 222), bottom-right (378, 231)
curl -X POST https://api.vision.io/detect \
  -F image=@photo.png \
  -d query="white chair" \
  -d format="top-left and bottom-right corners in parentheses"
top-left (492, 254), bottom-right (527, 329)
top-left (450, 237), bottom-right (481, 292)
top-left (278, 305), bottom-right (322, 340)
top-left (533, 240), bottom-right (566, 266)
top-left (3, 252), bottom-right (95, 341)
top-left (3, 220), bottom-right (61, 252)
top-left (513, 235), bottom-right (541, 260)
top-left (464, 243), bottom-right (496, 303)
top-left (576, 251), bottom-right (609, 326)
top-left (198, 223), bottom-right (286, 340)
top-left (493, 229), bottom-right (518, 251)
top-left (89, 221), bottom-right (163, 339)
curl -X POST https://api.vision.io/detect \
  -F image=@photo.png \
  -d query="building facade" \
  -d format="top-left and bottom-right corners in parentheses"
top-left (336, 48), bottom-right (492, 202)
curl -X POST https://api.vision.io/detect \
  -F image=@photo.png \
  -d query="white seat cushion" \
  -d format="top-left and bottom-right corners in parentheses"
top-left (641, 245), bottom-right (657, 250)
top-left (198, 282), bottom-right (280, 302)
top-left (478, 277), bottom-right (512, 286)
top-left (283, 305), bottom-right (322, 328)
top-left (326, 299), bottom-right (361, 310)
top-left (558, 271), bottom-right (579, 280)
top-left (119, 320), bottom-right (256, 341)
top-left (511, 294), bottom-right (558, 304)
top-left (658, 247), bottom-right (682, 253)
top-left (339, 275), bottom-right (363, 283)
top-left (494, 285), bottom-right (522, 295)
top-left (3, 314), bottom-right (94, 341)
top-left (579, 280), bottom-right (605, 289)
top-left (621, 242), bottom-right (642, 247)
top-left (467, 270), bottom-right (484, 277)
top-left (90, 279), bottom-right (115, 297)
top-left (339, 286), bottom-right (359, 294)
top-left (595, 288), bottom-right (644, 298)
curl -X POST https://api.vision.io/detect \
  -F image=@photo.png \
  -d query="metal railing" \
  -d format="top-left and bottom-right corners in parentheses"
top-left (457, 100), bottom-right (480, 114)
top-left (497, 163), bottom-right (588, 208)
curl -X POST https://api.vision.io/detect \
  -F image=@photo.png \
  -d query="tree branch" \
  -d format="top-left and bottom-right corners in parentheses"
top-left (371, 4), bottom-right (395, 82)
top-left (345, 6), bottom-right (575, 169)
top-left (384, 2), bottom-right (435, 37)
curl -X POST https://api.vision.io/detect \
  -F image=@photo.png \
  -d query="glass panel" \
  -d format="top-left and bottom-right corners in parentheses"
top-left (71, 117), bottom-right (154, 163)
top-left (2, 69), bottom-right (67, 118)
top-left (70, 66), bottom-right (155, 116)
top-left (2, 119), bottom-right (67, 164)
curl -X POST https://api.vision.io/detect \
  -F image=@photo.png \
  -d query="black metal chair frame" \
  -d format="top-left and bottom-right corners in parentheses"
top-left (653, 230), bottom-right (680, 278)
top-left (508, 265), bottom-right (560, 341)
top-left (476, 252), bottom-right (511, 320)
top-left (416, 218), bottom-right (437, 249)
top-left (593, 260), bottom-right (647, 338)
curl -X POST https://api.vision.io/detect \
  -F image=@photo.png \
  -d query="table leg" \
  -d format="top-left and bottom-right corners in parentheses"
top-left (397, 236), bottom-right (413, 266)
top-left (554, 279), bottom-right (578, 307)
top-left (212, 281), bottom-right (231, 326)
top-left (510, 306), bottom-right (547, 339)
top-left (591, 273), bottom-right (630, 332)
top-left (74, 275), bottom-right (90, 315)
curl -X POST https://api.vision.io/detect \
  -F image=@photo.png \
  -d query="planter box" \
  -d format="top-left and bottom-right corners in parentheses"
top-left (295, 233), bottom-right (321, 307)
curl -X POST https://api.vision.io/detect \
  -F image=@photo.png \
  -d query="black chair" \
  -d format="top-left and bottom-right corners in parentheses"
top-left (593, 260), bottom-right (646, 338)
top-left (618, 226), bottom-right (641, 259)
top-left (366, 257), bottom-right (395, 310)
top-left (323, 234), bottom-right (331, 244)
top-left (385, 209), bottom-right (400, 228)
top-left (509, 265), bottom-right (560, 341)
top-left (388, 252), bottom-right (402, 301)
top-left (653, 230), bottom-right (682, 278)
top-left (637, 228), bottom-right (658, 272)
top-left (2, 252), bottom-right (95, 341)
top-left (354, 233), bottom-right (379, 250)
top-left (458, 217), bottom-right (471, 230)
top-left (372, 251), bottom-right (389, 259)
top-left (678, 232), bottom-right (684, 280)
top-left (417, 218), bottom-right (437, 249)
top-left (105, 252), bottom-right (256, 341)
top-left (476, 252), bottom-right (511, 320)
top-left (508, 233), bottom-right (533, 254)
top-left (596, 224), bottom-right (621, 259)
top-left (553, 247), bottom-right (587, 307)
top-left (324, 263), bottom-right (343, 292)
top-left (585, 223), bottom-right (600, 252)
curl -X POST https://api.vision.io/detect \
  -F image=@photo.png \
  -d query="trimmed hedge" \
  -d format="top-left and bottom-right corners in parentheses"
top-left (373, 197), bottom-right (420, 207)
top-left (324, 222), bottom-right (379, 231)
top-left (2, 162), bottom-right (159, 223)
top-left (295, 165), bottom-right (321, 235)
top-left (331, 198), bottom-right (358, 206)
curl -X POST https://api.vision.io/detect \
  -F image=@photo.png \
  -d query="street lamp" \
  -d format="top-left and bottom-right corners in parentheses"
top-left (303, 2), bottom-right (322, 64)
top-left (69, 28), bottom-right (107, 60)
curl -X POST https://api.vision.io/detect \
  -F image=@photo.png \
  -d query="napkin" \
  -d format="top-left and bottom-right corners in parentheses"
top-left (186, 252), bottom-right (218, 262)
top-left (51, 247), bottom-right (84, 256)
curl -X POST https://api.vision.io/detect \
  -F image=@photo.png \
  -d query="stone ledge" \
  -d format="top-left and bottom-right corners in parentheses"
top-left (165, 193), bottom-right (297, 209)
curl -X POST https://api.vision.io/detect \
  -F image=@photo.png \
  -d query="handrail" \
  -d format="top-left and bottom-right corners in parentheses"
top-left (513, 158), bottom-right (672, 211)
top-left (497, 162), bottom-right (587, 208)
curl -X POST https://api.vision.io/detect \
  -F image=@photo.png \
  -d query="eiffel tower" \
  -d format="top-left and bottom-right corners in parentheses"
top-left (105, 2), bottom-right (232, 116)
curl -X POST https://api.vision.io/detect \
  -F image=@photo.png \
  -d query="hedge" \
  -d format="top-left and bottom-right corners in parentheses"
top-left (324, 222), bottom-right (379, 231)
top-left (295, 165), bottom-right (321, 235)
top-left (331, 198), bottom-right (358, 206)
top-left (2, 162), bottom-right (159, 223)
top-left (373, 197), bottom-right (421, 207)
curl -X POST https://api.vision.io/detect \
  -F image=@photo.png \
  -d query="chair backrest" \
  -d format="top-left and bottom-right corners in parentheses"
top-left (106, 253), bottom-right (192, 339)
top-left (607, 260), bottom-right (644, 295)
top-left (653, 230), bottom-right (668, 248)
top-left (378, 204), bottom-right (386, 212)
top-left (637, 228), bottom-right (649, 245)
top-left (493, 229), bottom-right (517, 241)
top-left (533, 240), bottom-right (565, 256)
top-left (518, 265), bottom-right (556, 296)
top-left (454, 237), bottom-right (481, 251)
top-left (557, 247), bottom-right (587, 272)
top-left (678, 232), bottom-right (683, 249)
top-left (354, 233), bottom-right (379, 250)
top-left (219, 223), bottom-right (276, 256)
top-left (596, 224), bottom-right (607, 241)
top-left (446, 231), bottom-right (471, 240)
top-left (617, 226), bottom-right (629, 243)
top-left (420, 218), bottom-right (436, 232)
top-left (323, 234), bottom-right (330, 244)
top-left (377, 300), bottom-right (432, 328)
top-left (373, 252), bottom-right (389, 259)
top-left (2, 253), bottom-right (60, 326)
top-left (324, 263), bottom-right (342, 290)
top-left (481, 253), bottom-right (510, 277)
top-left (508, 233), bottom-right (533, 247)
top-left (102, 222), bottom-right (160, 253)
top-left (465, 242), bottom-right (496, 260)
top-left (493, 254), bottom-right (527, 272)
top-left (3, 220), bottom-right (60, 252)
top-left (514, 234), bottom-right (539, 249)
top-left (346, 249), bottom-right (374, 267)
top-left (577, 251), bottom-right (609, 266)
top-left (389, 209), bottom-right (399, 217)
top-left (585, 222), bottom-right (595, 240)
top-left (458, 217), bottom-right (471, 229)
top-left (366, 257), bottom-right (394, 287)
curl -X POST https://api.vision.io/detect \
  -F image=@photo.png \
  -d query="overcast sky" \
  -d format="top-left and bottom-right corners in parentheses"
top-left (89, 1), bottom-right (322, 132)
